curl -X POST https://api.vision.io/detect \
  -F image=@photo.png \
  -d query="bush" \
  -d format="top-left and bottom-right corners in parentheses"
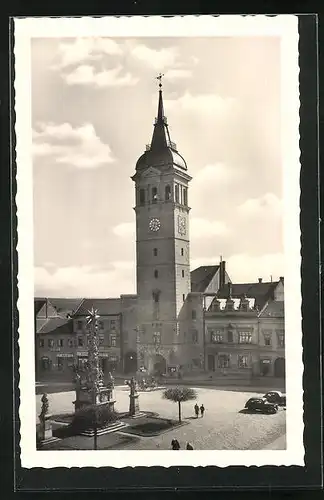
top-left (70, 404), bottom-right (118, 433)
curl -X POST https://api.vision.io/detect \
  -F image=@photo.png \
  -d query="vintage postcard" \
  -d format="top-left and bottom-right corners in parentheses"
top-left (14, 15), bottom-right (303, 468)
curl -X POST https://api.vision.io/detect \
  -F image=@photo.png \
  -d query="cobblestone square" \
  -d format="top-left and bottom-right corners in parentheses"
top-left (36, 386), bottom-right (286, 450)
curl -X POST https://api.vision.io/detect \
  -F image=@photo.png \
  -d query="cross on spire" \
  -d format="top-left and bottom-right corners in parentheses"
top-left (156, 73), bottom-right (164, 89)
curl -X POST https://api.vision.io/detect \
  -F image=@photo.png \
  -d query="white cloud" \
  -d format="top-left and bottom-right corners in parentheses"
top-left (35, 263), bottom-right (135, 298)
top-left (53, 37), bottom-right (123, 69)
top-left (190, 252), bottom-right (284, 283)
top-left (226, 252), bottom-right (284, 283)
top-left (193, 163), bottom-right (241, 185)
top-left (63, 64), bottom-right (139, 88)
top-left (130, 44), bottom-right (179, 70)
top-left (165, 91), bottom-right (234, 115)
top-left (33, 122), bottom-right (114, 168)
top-left (238, 193), bottom-right (282, 217)
top-left (190, 217), bottom-right (230, 239)
top-left (163, 68), bottom-right (192, 81)
top-left (112, 222), bottom-right (136, 238)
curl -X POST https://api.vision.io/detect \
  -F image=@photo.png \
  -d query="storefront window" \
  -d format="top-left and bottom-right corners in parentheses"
top-left (238, 355), bottom-right (249, 368)
top-left (57, 357), bottom-right (64, 371)
top-left (217, 354), bottom-right (230, 368)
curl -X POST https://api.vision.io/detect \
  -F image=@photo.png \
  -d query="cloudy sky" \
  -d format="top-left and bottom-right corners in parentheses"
top-left (32, 36), bottom-right (283, 298)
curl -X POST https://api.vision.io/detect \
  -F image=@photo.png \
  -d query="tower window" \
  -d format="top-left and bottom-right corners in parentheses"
top-left (152, 186), bottom-right (158, 203)
top-left (181, 248), bottom-right (184, 256)
top-left (182, 294), bottom-right (185, 302)
top-left (183, 188), bottom-right (188, 206)
top-left (153, 248), bottom-right (158, 256)
top-left (192, 310), bottom-right (197, 320)
top-left (139, 188), bottom-right (145, 206)
top-left (154, 270), bottom-right (159, 278)
top-left (181, 269), bottom-right (185, 278)
top-left (175, 184), bottom-right (179, 203)
top-left (165, 184), bottom-right (171, 201)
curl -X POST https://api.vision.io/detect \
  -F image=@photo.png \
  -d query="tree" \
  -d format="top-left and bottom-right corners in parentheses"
top-left (162, 387), bottom-right (197, 423)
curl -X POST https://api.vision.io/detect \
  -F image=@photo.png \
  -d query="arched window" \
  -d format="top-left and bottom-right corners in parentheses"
top-left (152, 187), bottom-right (158, 203)
top-left (139, 188), bottom-right (145, 206)
top-left (165, 184), bottom-right (171, 201)
top-left (183, 188), bottom-right (188, 206)
top-left (174, 184), bottom-right (179, 203)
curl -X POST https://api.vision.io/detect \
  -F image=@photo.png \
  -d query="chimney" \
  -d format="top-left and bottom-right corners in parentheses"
top-left (219, 258), bottom-right (226, 288)
top-left (279, 276), bottom-right (284, 282)
top-left (258, 278), bottom-right (262, 283)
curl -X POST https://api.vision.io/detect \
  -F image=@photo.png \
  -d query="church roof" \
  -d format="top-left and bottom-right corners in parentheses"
top-left (190, 265), bottom-right (220, 293)
top-left (136, 88), bottom-right (187, 171)
top-left (215, 281), bottom-right (279, 310)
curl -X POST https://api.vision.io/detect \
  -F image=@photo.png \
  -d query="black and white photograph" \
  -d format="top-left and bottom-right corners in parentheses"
top-left (14, 15), bottom-right (303, 468)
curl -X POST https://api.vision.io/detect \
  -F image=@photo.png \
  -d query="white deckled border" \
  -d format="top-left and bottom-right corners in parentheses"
top-left (14, 14), bottom-right (303, 469)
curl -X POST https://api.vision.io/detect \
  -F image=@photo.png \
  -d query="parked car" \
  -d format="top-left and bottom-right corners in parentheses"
top-left (263, 391), bottom-right (286, 406)
top-left (244, 397), bottom-right (278, 414)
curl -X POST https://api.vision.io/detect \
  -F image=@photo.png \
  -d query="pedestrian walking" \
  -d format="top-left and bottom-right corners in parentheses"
top-left (194, 403), bottom-right (199, 418)
top-left (186, 442), bottom-right (194, 450)
top-left (200, 404), bottom-right (205, 417)
top-left (171, 439), bottom-right (180, 450)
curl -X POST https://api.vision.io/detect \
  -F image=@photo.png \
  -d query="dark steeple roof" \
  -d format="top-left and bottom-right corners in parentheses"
top-left (135, 87), bottom-right (187, 171)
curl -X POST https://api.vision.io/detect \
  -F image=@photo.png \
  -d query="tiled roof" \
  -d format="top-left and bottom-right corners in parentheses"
top-left (38, 317), bottom-right (73, 334)
top-left (215, 281), bottom-right (279, 310)
top-left (74, 298), bottom-right (121, 316)
top-left (190, 265), bottom-right (220, 293)
top-left (48, 298), bottom-right (83, 317)
top-left (36, 317), bottom-right (49, 332)
top-left (34, 298), bottom-right (46, 316)
top-left (259, 300), bottom-right (285, 318)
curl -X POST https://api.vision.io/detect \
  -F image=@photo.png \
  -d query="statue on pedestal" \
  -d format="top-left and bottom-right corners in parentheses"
top-left (127, 376), bottom-right (140, 416)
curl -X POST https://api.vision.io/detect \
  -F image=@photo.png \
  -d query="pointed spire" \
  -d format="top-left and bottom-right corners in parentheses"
top-left (150, 74), bottom-right (172, 151)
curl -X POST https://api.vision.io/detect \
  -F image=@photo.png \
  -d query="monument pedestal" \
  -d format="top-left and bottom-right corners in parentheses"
top-left (73, 385), bottom-right (115, 412)
top-left (129, 393), bottom-right (140, 416)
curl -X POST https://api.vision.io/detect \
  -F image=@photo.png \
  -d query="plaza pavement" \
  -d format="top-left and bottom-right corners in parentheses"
top-left (36, 386), bottom-right (286, 450)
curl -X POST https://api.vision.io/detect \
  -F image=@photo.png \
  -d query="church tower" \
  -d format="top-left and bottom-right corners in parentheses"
top-left (132, 77), bottom-right (192, 374)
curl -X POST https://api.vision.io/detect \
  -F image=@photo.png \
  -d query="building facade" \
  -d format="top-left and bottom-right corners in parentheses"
top-left (34, 86), bottom-right (285, 382)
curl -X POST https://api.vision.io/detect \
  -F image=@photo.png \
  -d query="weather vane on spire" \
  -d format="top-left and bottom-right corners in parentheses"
top-left (156, 73), bottom-right (164, 89)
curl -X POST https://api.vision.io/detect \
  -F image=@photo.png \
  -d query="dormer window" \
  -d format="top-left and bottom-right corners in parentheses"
top-left (165, 185), bottom-right (171, 201)
top-left (139, 188), bottom-right (145, 206)
top-left (152, 187), bottom-right (158, 203)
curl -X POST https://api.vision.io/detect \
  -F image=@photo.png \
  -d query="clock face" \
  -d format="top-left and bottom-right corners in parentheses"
top-left (178, 215), bottom-right (187, 236)
top-left (149, 218), bottom-right (161, 232)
